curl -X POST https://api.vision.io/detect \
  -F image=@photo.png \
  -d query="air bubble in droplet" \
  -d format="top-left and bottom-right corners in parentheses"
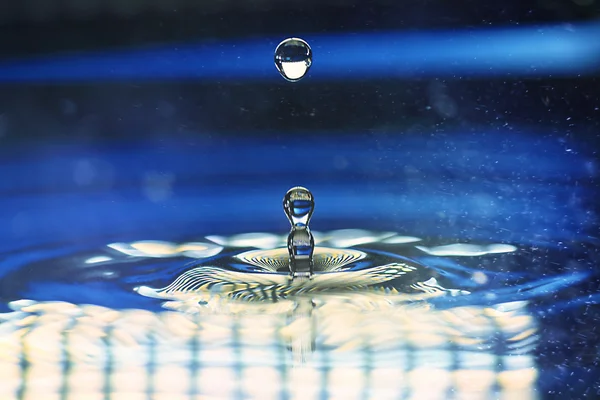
top-left (274, 38), bottom-right (312, 82)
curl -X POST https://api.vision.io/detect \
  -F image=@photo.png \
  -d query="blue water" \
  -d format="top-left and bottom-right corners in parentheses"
top-left (0, 128), bottom-right (598, 398)
top-left (0, 130), bottom-right (595, 249)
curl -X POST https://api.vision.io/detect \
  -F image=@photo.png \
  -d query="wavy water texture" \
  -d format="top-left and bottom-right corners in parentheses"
top-left (0, 229), bottom-right (596, 399)
top-left (0, 129), bottom-right (598, 399)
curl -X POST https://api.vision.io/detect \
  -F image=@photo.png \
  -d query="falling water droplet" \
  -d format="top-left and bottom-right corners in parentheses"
top-left (283, 186), bottom-right (314, 227)
top-left (274, 38), bottom-right (312, 82)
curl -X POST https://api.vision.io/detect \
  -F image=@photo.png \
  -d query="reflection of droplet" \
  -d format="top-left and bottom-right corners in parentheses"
top-left (274, 38), bottom-right (312, 82)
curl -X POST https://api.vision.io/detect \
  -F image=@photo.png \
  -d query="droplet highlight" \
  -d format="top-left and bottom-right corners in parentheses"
top-left (274, 38), bottom-right (312, 82)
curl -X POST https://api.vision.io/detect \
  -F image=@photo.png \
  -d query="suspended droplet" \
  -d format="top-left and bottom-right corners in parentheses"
top-left (274, 38), bottom-right (312, 82)
top-left (283, 186), bottom-right (314, 227)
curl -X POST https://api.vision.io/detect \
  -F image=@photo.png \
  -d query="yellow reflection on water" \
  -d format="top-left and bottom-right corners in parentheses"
top-left (0, 292), bottom-right (539, 399)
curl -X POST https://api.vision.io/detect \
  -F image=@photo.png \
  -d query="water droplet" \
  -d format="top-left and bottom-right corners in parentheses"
top-left (283, 186), bottom-right (314, 227)
top-left (274, 38), bottom-right (312, 82)
top-left (284, 187), bottom-right (315, 278)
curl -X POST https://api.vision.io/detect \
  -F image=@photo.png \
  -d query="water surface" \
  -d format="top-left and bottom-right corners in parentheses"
top-left (0, 132), bottom-right (598, 398)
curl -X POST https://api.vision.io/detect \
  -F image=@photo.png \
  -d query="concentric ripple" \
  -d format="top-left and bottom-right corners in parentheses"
top-left (0, 229), bottom-right (594, 400)
top-left (234, 246), bottom-right (366, 272)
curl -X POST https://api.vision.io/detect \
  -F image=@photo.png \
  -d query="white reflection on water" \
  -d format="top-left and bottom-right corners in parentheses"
top-left (206, 230), bottom-right (422, 249)
top-left (102, 230), bottom-right (423, 261)
top-left (0, 297), bottom-right (538, 399)
top-left (107, 240), bottom-right (223, 259)
top-left (0, 231), bottom-right (542, 399)
top-left (417, 243), bottom-right (518, 256)
top-left (84, 256), bottom-right (113, 264)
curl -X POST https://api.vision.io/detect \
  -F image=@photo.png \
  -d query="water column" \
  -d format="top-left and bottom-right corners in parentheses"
top-left (283, 186), bottom-right (316, 279)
